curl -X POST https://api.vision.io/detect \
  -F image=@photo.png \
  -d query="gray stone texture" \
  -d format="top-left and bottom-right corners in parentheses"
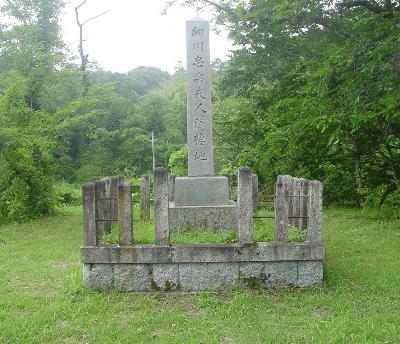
top-left (252, 174), bottom-right (258, 214)
top-left (308, 180), bottom-right (323, 242)
top-left (140, 175), bottom-right (150, 220)
top-left (83, 263), bottom-right (113, 290)
top-left (187, 18), bottom-right (213, 176)
top-left (113, 264), bottom-right (151, 292)
top-left (237, 167), bottom-right (254, 243)
top-left (223, 174), bottom-right (231, 198)
top-left (83, 260), bottom-right (323, 291)
top-left (174, 176), bottom-right (231, 206)
top-left (169, 202), bottom-right (237, 232)
top-left (118, 183), bottom-right (133, 246)
top-left (94, 180), bottom-right (106, 235)
top-left (168, 174), bottom-right (176, 201)
top-left (297, 261), bottom-right (324, 287)
top-left (274, 175), bottom-right (289, 242)
top-left (81, 242), bottom-right (325, 264)
top-left (154, 167), bottom-right (170, 245)
top-left (82, 182), bottom-right (97, 246)
top-left (179, 262), bottom-right (239, 290)
top-left (152, 264), bottom-right (179, 290)
top-left (239, 261), bottom-right (298, 288)
top-left (102, 176), bottom-right (123, 234)
top-left (300, 179), bottom-right (309, 230)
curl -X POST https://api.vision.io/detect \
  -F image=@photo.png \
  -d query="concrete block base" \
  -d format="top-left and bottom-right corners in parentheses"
top-left (169, 201), bottom-right (237, 233)
top-left (174, 176), bottom-right (230, 206)
top-left (81, 242), bottom-right (325, 291)
top-left (82, 260), bottom-right (323, 292)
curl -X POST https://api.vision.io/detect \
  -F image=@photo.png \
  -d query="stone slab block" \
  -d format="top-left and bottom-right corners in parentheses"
top-left (83, 263), bottom-right (113, 291)
top-left (239, 262), bottom-right (297, 288)
top-left (174, 176), bottom-right (230, 206)
top-left (81, 242), bottom-right (325, 264)
top-left (169, 201), bottom-right (237, 232)
top-left (297, 260), bottom-right (323, 287)
top-left (178, 262), bottom-right (239, 291)
top-left (113, 264), bottom-right (151, 292)
top-left (152, 264), bottom-right (179, 291)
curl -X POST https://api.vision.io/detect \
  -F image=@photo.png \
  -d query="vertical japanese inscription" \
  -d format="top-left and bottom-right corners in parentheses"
top-left (187, 18), bottom-right (214, 176)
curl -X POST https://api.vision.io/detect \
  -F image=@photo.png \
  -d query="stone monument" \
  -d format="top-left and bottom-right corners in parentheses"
top-left (169, 18), bottom-right (237, 232)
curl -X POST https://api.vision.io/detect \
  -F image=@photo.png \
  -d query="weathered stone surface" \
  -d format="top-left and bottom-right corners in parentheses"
top-left (94, 180), bottom-right (106, 235)
top-left (102, 176), bottom-right (123, 233)
top-left (154, 167), bottom-right (169, 245)
top-left (140, 175), bottom-right (150, 220)
top-left (223, 174), bottom-right (231, 198)
top-left (239, 261), bottom-right (297, 287)
top-left (83, 263), bottom-right (113, 290)
top-left (169, 201), bottom-right (237, 232)
top-left (168, 174), bottom-right (176, 201)
top-left (81, 242), bottom-right (325, 264)
top-left (179, 262), bottom-right (239, 290)
top-left (174, 176), bottom-right (230, 206)
top-left (297, 260), bottom-right (323, 286)
top-left (152, 264), bottom-right (179, 290)
top-left (82, 182), bottom-right (97, 246)
top-left (82, 260), bottom-right (323, 291)
top-left (252, 174), bottom-right (258, 214)
top-left (301, 179), bottom-right (309, 230)
top-left (275, 175), bottom-right (289, 242)
top-left (187, 18), bottom-right (213, 177)
top-left (308, 180), bottom-right (323, 242)
top-left (113, 264), bottom-right (151, 291)
top-left (118, 183), bottom-right (132, 246)
top-left (237, 167), bottom-right (254, 243)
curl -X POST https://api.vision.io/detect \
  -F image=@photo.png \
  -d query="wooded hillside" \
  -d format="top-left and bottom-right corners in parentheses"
top-left (0, 0), bottom-right (399, 223)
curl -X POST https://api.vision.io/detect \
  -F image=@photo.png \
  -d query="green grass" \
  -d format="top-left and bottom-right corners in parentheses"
top-left (101, 204), bottom-right (307, 244)
top-left (0, 206), bottom-right (399, 343)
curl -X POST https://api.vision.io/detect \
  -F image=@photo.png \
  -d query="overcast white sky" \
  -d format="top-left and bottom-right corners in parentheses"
top-left (61, 0), bottom-right (233, 74)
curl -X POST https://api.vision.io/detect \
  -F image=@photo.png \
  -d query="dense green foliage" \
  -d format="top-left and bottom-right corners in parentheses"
top-left (0, 206), bottom-right (399, 342)
top-left (1, 0), bottom-right (399, 223)
top-left (182, 0), bottom-right (400, 207)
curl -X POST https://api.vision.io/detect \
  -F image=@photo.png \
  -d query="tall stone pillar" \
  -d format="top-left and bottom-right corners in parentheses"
top-left (187, 18), bottom-right (213, 176)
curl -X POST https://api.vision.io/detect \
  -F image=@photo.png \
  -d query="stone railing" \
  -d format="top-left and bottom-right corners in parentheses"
top-left (81, 168), bottom-right (324, 291)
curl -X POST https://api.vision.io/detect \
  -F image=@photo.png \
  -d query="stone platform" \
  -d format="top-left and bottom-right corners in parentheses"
top-left (169, 201), bottom-right (237, 233)
top-left (81, 242), bottom-right (325, 291)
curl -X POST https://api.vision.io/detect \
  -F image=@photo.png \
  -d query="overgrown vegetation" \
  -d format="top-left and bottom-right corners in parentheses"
top-left (1, 0), bottom-right (399, 225)
top-left (0, 206), bottom-right (399, 343)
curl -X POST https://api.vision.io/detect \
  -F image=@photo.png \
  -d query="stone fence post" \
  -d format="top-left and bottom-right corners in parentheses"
top-left (83, 182), bottom-right (97, 246)
top-left (299, 179), bottom-right (309, 230)
top-left (223, 173), bottom-right (231, 199)
top-left (102, 175), bottom-right (123, 234)
top-left (168, 174), bottom-right (176, 201)
top-left (274, 175), bottom-right (289, 242)
top-left (237, 167), bottom-right (254, 244)
top-left (252, 174), bottom-right (258, 214)
top-left (154, 167), bottom-right (169, 245)
top-left (118, 183), bottom-right (133, 246)
top-left (94, 180), bottom-right (106, 235)
top-left (307, 180), bottom-right (323, 242)
top-left (140, 175), bottom-right (151, 220)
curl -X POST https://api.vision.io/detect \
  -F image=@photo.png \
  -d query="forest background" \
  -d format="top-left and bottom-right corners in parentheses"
top-left (0, 0), bottom-right (399, 224)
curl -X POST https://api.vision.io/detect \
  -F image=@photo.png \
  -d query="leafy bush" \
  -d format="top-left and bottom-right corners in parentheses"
top-left (54, 182), bottom-right (81, 206)
top-left (0, 154), bottom-right (55, 224)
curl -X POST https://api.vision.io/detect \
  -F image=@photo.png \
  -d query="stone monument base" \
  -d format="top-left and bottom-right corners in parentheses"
top-left (169, 201), bottom-right (237, 233)
top-left (174, 176), bottom-right (230, 206)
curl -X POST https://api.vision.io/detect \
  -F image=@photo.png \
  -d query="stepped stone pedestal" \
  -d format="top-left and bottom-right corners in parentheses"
top-left (169, 176), bottom-right (237, 233)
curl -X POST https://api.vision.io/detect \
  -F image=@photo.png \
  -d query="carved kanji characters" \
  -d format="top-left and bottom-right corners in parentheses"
top-left (194, 151), bottom-right (207, 160)
top-left (194, 133), bottom-right (206, 146)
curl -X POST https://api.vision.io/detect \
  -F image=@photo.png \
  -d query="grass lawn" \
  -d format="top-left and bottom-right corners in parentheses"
top-left (0, 206), bottom-right (399, 343)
